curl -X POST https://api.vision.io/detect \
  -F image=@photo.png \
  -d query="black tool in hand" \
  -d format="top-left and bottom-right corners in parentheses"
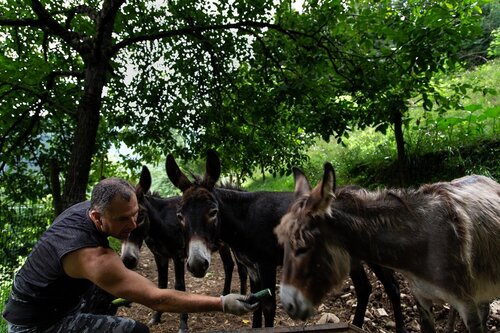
top-left (245, 288), bottom-right (272, 304)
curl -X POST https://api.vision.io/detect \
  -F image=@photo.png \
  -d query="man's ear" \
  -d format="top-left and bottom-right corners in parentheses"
top-left (89, 209), bottom-right (102, 223)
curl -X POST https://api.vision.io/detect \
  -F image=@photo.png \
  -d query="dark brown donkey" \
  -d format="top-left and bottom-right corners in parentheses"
top-left (120, 166), bottom-right (246, 331)
top-left (275, 162), bottom-right (500, 333)
top-left (166, 150), bottom-right (407, 332)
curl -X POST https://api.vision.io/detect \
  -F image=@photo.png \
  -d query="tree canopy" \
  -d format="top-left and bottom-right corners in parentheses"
top-left (0, 0), bottom-right (493, 210)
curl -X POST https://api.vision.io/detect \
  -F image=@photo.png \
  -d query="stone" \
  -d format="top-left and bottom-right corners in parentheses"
top-left (375, 308), bottom-right (389, 317)
top-left (317, 313), bottom-right (341, 325)
top-left (385, 320), bottom-right (396, 329)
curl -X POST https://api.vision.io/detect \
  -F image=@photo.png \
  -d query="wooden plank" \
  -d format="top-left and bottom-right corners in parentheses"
top-left (201, 322), bottom-right (366, 333)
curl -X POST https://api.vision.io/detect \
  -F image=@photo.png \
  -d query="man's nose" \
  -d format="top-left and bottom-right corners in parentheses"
top-left (129, 216), bottom-right (138, 228)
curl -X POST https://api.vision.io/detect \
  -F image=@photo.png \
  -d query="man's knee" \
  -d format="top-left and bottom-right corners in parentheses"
top-left (131, 322), bottom-right (149, 333)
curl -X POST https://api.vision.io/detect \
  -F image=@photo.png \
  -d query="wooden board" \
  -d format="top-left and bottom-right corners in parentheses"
top-left (201, 323), bottom-right (366, 333)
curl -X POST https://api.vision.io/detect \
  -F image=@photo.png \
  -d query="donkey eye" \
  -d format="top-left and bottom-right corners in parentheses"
top-left (207, 208), bottom-right (218, 220)
top-left (136, 214), bottom-right (146, 226)
top-left (176, 213), bottom-right (185, 226)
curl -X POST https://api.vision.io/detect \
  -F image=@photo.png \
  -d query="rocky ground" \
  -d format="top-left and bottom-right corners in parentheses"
top-left (117, 246), bottom-right (499, 333)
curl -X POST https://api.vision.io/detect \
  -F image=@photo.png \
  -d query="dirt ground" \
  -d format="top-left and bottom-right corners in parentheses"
top-left (118, 246), bottom-right (499, 333)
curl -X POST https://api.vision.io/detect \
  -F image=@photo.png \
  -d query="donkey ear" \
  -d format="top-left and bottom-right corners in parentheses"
top-left (292, 166), bottom-right (311, 198)
top-left (203, 149), bottom-right (221, 189)
top-left (165, 154), bottom-right (192, 192)
top-left (138, 165), bottom-right (152, 193)
top-left (321, 162), bottom-right (336, 196)
top-left (309, 162), bottom-right (336, 213)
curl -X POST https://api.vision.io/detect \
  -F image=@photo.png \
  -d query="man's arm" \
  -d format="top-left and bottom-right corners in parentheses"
top-left (62, 246), bottom-right (223, 313)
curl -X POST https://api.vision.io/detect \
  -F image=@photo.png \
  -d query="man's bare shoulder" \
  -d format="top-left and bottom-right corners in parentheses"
top-left (62, 246), bottom-right (118, 279)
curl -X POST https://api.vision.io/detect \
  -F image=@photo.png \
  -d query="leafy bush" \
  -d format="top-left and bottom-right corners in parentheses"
top-left (0, 200), bottom-right (52, 332)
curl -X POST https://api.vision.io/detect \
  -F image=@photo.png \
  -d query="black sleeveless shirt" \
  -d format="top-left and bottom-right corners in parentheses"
top-left (2, 201), bottom-right (110, 327)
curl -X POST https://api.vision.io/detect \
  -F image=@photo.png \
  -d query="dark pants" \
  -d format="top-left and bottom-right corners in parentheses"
top-left (6, 286), bottom-right (149, 333)
top-left (7, 313), bottom-right (147, 333)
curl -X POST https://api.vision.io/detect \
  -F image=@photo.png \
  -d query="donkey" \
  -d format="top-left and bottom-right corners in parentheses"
top-left (120, 166), bottom-right (247, 331)
top-left (166, 149), bottom-right (407, 332)
top-left (275, 162), bottom-right (500, 333)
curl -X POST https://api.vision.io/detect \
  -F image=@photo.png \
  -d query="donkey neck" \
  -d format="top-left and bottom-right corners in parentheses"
top-left (214, 188), bottom-right (294, 224)
top-left (213, 188), bottom-right (293, 251)
top-left (145, 195), bottom-right (180, 236)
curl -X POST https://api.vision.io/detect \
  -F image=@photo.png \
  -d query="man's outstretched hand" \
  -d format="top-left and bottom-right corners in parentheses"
top-left (220, 293), bottom-right (260, 316)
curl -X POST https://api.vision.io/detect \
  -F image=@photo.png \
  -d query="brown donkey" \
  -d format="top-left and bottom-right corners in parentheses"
top-left (275, 163), bottom-right (500, 333)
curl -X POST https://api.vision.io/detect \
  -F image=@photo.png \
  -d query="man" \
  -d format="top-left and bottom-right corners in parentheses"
top-left (3, 178), bottom-right (257, 333)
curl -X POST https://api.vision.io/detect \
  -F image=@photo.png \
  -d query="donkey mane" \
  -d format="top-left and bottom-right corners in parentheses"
top-left (148, 191), bottom-right (162, 198)
top-left (218, 181), bottom-right (244, 192)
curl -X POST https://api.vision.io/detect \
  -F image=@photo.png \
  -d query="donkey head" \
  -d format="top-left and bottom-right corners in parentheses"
top-left (121, 166), bottom-right (151, 269)
top-left (166, 149), bottom-right (222, 278)
top-left (275, 162), bottom-right (351, 320)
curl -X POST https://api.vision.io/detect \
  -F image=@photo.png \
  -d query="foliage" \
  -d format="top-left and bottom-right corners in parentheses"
top-left (0, 200), bottom-right (51, 333)
top-left (1, 0), bottom-right (320, 207)
top-left (1, 0), bottom-right (495, 207)
top-left (488, 27), bottom-right (500, 57)
top-left (459, 1), bottom-right (500, 65)
top-left (236, 0), bottom-right (491, 186)
top-left (0, 200), bottom-right (52, 269)
top-left (244, 59), bottom-right (499, 189)
top-left (1, 256), bottom-right (25, 333)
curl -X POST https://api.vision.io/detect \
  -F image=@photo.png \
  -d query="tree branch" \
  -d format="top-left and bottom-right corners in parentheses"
top-left (0, 83), bottom-right (77, 118)
top-left (0, 17), bottom-right (44, 28)
top-left (30, 0), bottom-right (90, 54)
top-left (110, 21), bottom-right (305, 57)
top-left (0, 104), bottom-right (42, 171)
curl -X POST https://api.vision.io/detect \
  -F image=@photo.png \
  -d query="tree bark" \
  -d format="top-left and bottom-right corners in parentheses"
top-left (60, 1), bottom-right (121, 209)
top-left (49, 158), bottom-right (63, 216)
top-left (62, 63), bottom-right (107, 209)
top-left (391, 109), bottom-right (407, 187)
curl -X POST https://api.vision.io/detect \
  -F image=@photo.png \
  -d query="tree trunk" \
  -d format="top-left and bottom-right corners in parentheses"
top-left (60, 0), bottom-right (121, 209)
top-left (49, 158), bottom-right (63, 216)
top-left (62, 63), bottom-right (107, 209)
top-left (392, 109), bottom-right (407, 187)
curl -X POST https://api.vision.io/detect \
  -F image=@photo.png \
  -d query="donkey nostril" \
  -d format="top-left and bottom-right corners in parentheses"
top-left (123, 257), bottom-right (137, 269)
top-left (202, 259), bottom-right (209, 271)
top-left (286, 302), bottom-right (295, 314)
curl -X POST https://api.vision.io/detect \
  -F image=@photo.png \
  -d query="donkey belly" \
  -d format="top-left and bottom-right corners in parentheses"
top-left (405, 272), bottom-right (500, 306)
top-left (405, 274), bottom-right (456, 305)
top-left (472, 277), bottom-right (500, 303)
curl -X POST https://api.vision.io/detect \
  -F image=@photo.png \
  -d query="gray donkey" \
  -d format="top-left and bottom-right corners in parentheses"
top-left (275, 163), bottom-right (500, 333)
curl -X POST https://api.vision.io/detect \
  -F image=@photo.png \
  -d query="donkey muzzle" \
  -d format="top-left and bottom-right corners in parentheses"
top-left (280, 284), bottom-right (315, 321)
top-left (187, 239), bottom-right (211, 278)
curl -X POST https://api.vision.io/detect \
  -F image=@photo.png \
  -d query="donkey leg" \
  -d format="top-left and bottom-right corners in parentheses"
top-left (259, 263), bottom-right (277, 327)
top-left (236, 258), bottom-right (248, 295)
top-left (369, 263), bottom-right (407, 333)
top-left (454, 300), bottom-right (489, 333)
top-left (218, 243), bottom-right (235, 295)
top-left (414, 295), bottom-right (436, 333)
top-left (173, 256), bottom-right (189, 333)
top-left (249, 277), bottom-right (263, 328)
top-left (478, 302), bottom-right (490, 332)
top-left (445, 307), bottom-right (458, 333)
top-left (149, 253), bottom-right (169, 325)
top-left (349, 261), bottom-right (372, 329)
